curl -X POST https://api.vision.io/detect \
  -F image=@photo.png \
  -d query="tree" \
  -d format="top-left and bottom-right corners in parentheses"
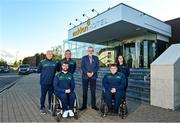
top-left (0, 58), bottom-right (7, 66)
top-left (13, 60), bottom-right (22, 68)
top-left (35, 53), bottom-right (40, 56)
top-left (51, 45), bottom-right (62, 61)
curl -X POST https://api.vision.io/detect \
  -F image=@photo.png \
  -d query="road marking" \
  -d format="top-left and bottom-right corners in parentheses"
top-left (0, 77), bottom-right (22, 94)
top-left (0, 75), bottom-right (20, 78)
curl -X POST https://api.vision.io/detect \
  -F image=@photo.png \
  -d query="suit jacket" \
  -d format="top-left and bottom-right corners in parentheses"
top-left (81, 55), bottom-right (99, 79)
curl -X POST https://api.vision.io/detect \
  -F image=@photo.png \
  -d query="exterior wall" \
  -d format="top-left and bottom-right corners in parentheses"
top-left (23, 54), bottom-right (45, 67)
top-left (121, 5), bottom-right (171, 37)
top-left (23, 56), bottom-right (36, 67)
top-left (151, 65), bottom-right (174, 109)
top-left (151, 44), bottom-right (180, 110)
top-left (174, 58), bottom-right (180, 108)
top-left (74, 67), bottom-right (150, 102)
top-left (166, 18), bottom-right (180, 44)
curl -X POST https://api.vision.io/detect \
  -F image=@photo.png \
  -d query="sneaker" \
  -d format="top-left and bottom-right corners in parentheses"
top-left (48, 108), bottom-right (51, 113)
top-left (92, 106), bottom-right (99, 111)
top-left (79, 106), bottom-right (87, 111)
top-left (62, 111), bottom-right (69, 118)
top-left (40, 108), bottom-right (46, 115)
top-left (68, 110), bottom-right (74, 117)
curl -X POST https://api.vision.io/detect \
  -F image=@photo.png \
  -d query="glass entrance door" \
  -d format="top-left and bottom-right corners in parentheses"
top-left (124, 43), bottom-right (136, 68)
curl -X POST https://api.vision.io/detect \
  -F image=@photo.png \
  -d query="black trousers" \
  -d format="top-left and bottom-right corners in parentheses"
top-left (82, 78), bottom-right (96, 107)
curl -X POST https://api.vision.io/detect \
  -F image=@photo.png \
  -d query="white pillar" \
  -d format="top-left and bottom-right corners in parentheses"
top-left (151, 44), bottom-right (180, 110)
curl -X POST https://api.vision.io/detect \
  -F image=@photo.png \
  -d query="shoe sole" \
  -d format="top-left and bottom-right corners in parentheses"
top-left (80, 108), bottom-right (87, 111)
top-left (41, 113), bottom-right (46, 115)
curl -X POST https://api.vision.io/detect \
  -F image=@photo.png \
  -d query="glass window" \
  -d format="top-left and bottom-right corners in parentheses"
top-left (64, 34), bottom-right (169, 68)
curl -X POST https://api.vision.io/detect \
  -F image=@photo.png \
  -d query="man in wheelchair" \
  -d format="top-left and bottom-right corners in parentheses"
top-left (53, 61), bottom-right (76, 118)
top-left (102, 64), bottom-right (126, 114)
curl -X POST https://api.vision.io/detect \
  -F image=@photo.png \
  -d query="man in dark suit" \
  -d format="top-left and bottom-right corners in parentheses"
top-left (80, 47), bottom-right (99, 111)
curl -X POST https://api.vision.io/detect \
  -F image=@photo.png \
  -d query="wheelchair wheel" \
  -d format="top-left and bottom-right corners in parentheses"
top-left (73, 94), bottom-right (79, 120)
top-left (56, 113), bottom-right (62, 122)
top-left (74, 112), bottom-right (78, 120)
top-left (51, 94), bottom-right (57, 116)
top-left (55, 98), bottom-right (64, 122)
top-left (119, 99), bottom-right (128, 119)
top-left (100, 94), bottom-right (108, 117)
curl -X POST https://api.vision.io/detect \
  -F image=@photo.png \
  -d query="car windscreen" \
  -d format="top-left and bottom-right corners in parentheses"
top-left (20, 65), bottom-right (30, 68)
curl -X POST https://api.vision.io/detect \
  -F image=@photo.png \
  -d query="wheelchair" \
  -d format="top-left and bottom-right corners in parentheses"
top-left (99, 90), bottom-right (128, 119)
top-left (50, 93), bottom-right (79, 122)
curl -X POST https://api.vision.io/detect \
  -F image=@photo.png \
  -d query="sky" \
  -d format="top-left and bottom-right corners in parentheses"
top-left (0, 0), bottom-right (180, 64)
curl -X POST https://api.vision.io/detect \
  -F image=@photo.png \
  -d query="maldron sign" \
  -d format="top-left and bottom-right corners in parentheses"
top-left (73, 20), bottom-right (90, 37)
top-left (72, 18), bottom-right (108, 37)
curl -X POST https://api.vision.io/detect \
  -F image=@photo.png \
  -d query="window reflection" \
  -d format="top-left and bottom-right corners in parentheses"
top-left (64, 35), bottom-right (169, 68)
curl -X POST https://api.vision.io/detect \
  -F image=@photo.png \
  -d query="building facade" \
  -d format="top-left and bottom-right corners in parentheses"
top-left (165, 18), bottom-right (180, 45)
top-left (23, 53), bottom-right (45, 67)
top-left (65, 3), bottom-right (172, 68)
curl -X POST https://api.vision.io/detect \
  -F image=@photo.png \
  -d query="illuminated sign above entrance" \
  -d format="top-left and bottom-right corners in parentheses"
top-left (72, 18), bottom-right (108, 37)
top-left (73, 20), bottom-right (90, 37)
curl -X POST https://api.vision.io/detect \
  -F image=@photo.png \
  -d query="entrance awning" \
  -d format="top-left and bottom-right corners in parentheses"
top-left (69, 20), bottom-right (155, 43)
top-left (68, 3), bottom-right (171, 43)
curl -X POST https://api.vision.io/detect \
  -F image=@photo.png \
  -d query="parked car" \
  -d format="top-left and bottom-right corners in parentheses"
top-left (0, 66), bottom-right (4, 72)
top-left (3, 67), bottom-right (9, 73)
top-left (0, 66), bottom-right (9, 73)
top-left (30, 67), bottom-right (38, 73)
top-left (18, 64), bottom-right (31, 75)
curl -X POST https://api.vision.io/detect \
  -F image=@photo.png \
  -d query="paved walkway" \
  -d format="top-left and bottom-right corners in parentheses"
top-left (0, 73), bottom-right (180, 122)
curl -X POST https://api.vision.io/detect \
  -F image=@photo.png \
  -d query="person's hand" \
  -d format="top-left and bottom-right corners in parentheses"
top-left (91, 72), bottom-right (94, 77)
top-left (87, 72), bottom-right (93, 78)
top-left (65, 89), bottom-right (71, 93)
top-left (111, 88), bottom-right (116, 93)
top-left (87, 72), bottom-right (91, 77)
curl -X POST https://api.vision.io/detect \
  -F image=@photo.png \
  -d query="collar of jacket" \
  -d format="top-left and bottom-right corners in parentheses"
top-left (87, 55), bottom-right (94, 58)
top-left (110, 72), bottom-right (117, 75)
top-left (46, 58), bottom-right (52, 61)
top-left (61, 71), bottom-right (68, 74)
